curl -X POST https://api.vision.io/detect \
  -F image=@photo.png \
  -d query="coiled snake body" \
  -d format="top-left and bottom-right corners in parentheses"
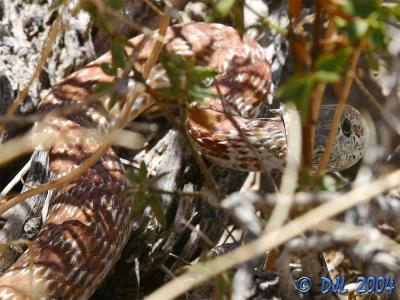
top-left (0, 23), bottom-right (367, 299)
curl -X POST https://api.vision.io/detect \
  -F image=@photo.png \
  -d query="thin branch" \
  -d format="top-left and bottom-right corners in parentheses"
top-left (265, 103), bottom-right (301, 231)
top-left (319, 43), bottom-right (364, 171)
top-left (242, 0), bottom-right (288, 36)
top-left (145, 167), bottom-right (400, 300)
top-left (354, 75), bottom-right (400, 136)
top-left (142, 13), bottom-right (170, 79)
top-left (127, 46), bottom-right (223, 197)
top-left (88, 0), bottom-right (165, 42)
top-left (311, 2), bottom-right (322, 70)
top-left (0, 160), bottom-right (31, 198)
top-left (143, 0), bottom-right (164, 16)
top-left (0, 10), bottom-right (172, 213)
top-left (302, 0), bottom-right (324, 170)
top-left (138, 11), bottom-right (222, 197)
top-left (179, 108), bottom-right (222, 198)
top-left (148, 187), bottom-right (203, 198)
top-left (4, 14), bottom-right (64, 118)
top-left (305, 19), bottom-right (335, 172)
top-left (0, 87), bottom-right (145, 216)
top-left (214, 83), bottom-right (279, 193)
top-left (316, 220), bottom-right (400, 258)
top-left (180, 217), bottom-right (215, 247)
top-left (0, 125), bottom-right (145, 166)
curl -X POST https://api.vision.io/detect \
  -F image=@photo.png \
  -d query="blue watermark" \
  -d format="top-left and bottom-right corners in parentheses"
top-left (295, 276), bottom-right (395, 294)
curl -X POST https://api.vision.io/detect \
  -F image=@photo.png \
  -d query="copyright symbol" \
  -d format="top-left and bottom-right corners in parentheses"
top-left (296, 276), bottom-right (312, 293)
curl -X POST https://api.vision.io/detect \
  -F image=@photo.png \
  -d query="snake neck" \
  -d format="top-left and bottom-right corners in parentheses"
top-left (187, 106), bottom-right (287, 172)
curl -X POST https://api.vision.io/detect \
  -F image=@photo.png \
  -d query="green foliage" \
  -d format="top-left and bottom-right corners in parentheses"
top-left (92, 81), bottom-right (119, 105)
top-left (210, 0), bottom-right (245, 35)
top-left (111, 38), bottom-right (127, 69)
top-left (365, 51), bottom-right (380, 71)
top-left (278, 45), bottom-right (354, 121)
top-left (100, 37), bottom-right (129, 76)
top-left (50, 0), bottom-right (64, 9)
top-left (336, 0), bottom-right (397, 51)
top-left (277, 76), bottom-right (314, 120)
top-left (316, 47), bottom-right (351, 74)
top-left (214, 0), bottom-right (236, 18)
top-left (342, 0), bottom-right (380, 19)
top-left (277, 51), bottom-right (349, 120)
top-left (126, 162), bottom-right (167, 227)
top-left (390, 3), bottom-right (400, 22)
top-left (100, 63), bottom-right (117, 76)
top-left (188, 258), bottom-right (233, 299)
top-left (78, 0), bottom-right (136, 106)
top-left (93, 82), bottom-right (114, 94)
top-left (298, 171), bottom-right (340, 192)
top-left (129, 161), bottom-right (149, 185)
top-left (279, 0), bottom-right (398, 127)
top-left (336, 18), bottom-right (369, 40)
top-left (107, 0), bottom-right (124, 10)
top-left (230, 2), bottom-right (245, 35)
top-left (214, 271), bottom-right (233, 300)
top-left (157, 53), bottom-right (218, 104)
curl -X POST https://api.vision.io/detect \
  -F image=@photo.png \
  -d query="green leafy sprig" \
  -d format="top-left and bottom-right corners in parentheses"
top-left (126, 162), bottom-right (167, 227)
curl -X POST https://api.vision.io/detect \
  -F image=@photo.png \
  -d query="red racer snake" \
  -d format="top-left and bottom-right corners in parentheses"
top-left (0, 23), bottom-right (368, 299)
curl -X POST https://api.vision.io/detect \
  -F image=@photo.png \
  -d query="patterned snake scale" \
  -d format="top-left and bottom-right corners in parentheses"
top-left (0, 23), bottom-right (368, 299)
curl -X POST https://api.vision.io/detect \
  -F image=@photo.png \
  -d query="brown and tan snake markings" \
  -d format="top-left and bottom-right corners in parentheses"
top-left (0, 23), bottom-right (368, 299)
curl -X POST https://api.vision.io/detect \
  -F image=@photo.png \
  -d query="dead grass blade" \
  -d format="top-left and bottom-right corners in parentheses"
top-left (265, 102), bottom-right (301, 231)
top-left (315, 220), bottom-right (400, 259)
top-left (0, 124), bottom-right (145, 166)
top-left (145, 167), bottom-right (400, 300)
top-left (319, 43), bottom-right (364, 171)
top-left (0, 85), bottom-right (146, 216)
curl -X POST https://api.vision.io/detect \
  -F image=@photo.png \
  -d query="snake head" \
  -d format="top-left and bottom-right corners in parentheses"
top-left (312, 105), bottom-right (368, 172)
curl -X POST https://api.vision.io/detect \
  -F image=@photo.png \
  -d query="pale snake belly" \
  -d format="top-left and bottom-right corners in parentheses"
top-left (0, 23), bottom-right (368, 299)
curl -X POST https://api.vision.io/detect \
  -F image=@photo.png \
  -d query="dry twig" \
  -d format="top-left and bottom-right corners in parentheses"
top-left (319, 43), bottom-right (364, 171)
top-left (146, 167), bottom-right (400, 300)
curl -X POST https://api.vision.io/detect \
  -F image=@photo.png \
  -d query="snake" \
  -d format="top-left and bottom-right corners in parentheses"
top-left (0, 23), bottom-right (368, 299)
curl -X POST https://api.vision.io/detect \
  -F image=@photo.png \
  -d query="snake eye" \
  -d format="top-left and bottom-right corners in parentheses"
top-left (341, 117), bottom-right (352, 137)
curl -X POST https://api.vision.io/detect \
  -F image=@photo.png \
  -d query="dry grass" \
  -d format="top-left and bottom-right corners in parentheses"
top-left (1, 1), bottom-right (399, 299)
top-left (319, 43), bottom-right (365, 171)
top-left (146, 167), bottom-right (400, 300)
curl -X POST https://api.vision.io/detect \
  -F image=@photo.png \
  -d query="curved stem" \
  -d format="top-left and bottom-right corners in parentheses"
top-left (318, 43), bottom-right (364, 172)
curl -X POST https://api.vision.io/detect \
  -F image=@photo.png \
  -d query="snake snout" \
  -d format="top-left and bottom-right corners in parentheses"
top-left (312, 105), bottom-right (368, 172)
